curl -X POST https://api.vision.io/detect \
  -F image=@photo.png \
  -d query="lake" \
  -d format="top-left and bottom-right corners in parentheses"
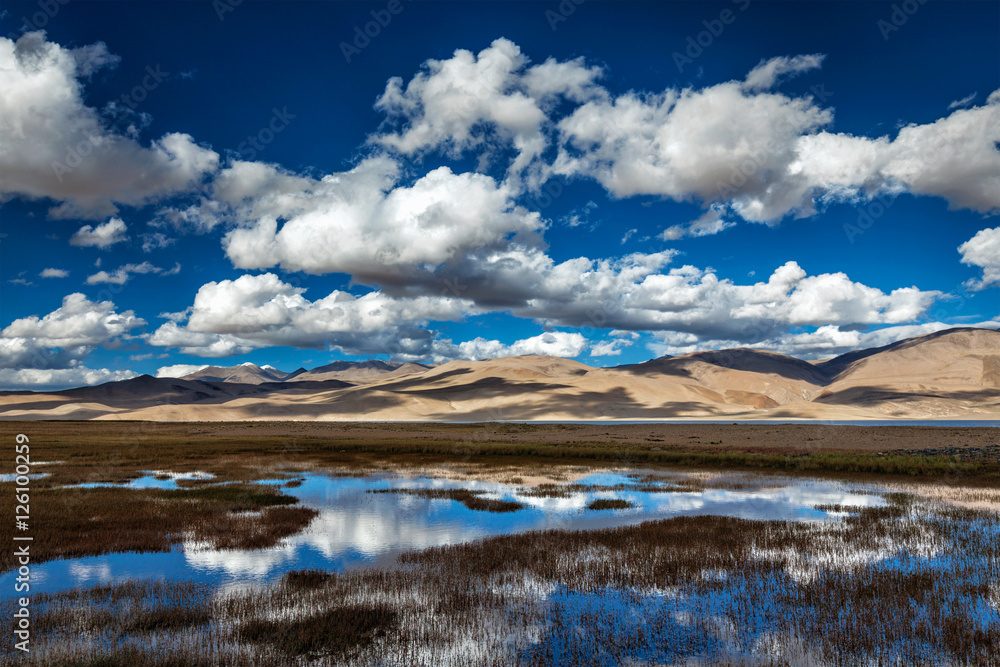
top-left (1, 466), bottom-right (885, 598)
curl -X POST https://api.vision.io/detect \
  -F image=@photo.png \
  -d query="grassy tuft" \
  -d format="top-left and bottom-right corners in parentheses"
top-left (237, 605), bottom-right (397, 658)
top-left (370, 487), bottom-right (525, 512)
top-left (585, 498), bottom-right (635, 510)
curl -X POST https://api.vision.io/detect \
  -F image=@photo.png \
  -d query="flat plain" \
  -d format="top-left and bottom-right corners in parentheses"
top-left (2, 421), bottom-right (999, 665)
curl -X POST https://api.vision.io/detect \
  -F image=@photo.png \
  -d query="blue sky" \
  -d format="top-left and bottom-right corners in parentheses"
top-left (1, 0), bottom-right (998, 389)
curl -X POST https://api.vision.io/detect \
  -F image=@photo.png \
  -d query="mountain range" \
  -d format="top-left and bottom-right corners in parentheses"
top-left (1, 328), bottom-right (998, 421)
top-left (178, 360), bottom-right (431, 385)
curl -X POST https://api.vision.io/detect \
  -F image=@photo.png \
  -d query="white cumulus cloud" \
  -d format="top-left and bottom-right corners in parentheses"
top-left (155, 364), bottom-right (209, 378)
top-left (428, 331), bottom-right (587, 363)
top-left (0, 366), bottom-right (137, 391)
top-left (221, 157), bottom-right (544, 284)
top-left (0, 293), bottom-right (145, 370)
top-left (69, 217), bottom-right (128, 248)
top-left (959, 226), bottom-right (1000, 290)
top-left (0, 32), bottom-right (218, 218)
top-left (552, 78), bottom-right (833, 222)
top-left (147, 273), bottom-right (468, 358)
top-left (373, 37), bottom-right (603, 186)
top-left (590, 330), bottom-right (639, 357)
top-left (742, 54), bottom-right (825, 92)
top-left (86, 261), bottom-right (180, 285)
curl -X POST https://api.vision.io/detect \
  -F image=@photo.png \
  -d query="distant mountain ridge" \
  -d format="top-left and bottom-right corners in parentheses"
top-left (287, 360), bottom-right (431, 383)
top-left (176, 360), bottom-right (431, 385)
top-left (182, 362), bottom-right (305, 385)
top-left (2, 328), bottom-right (998, 421)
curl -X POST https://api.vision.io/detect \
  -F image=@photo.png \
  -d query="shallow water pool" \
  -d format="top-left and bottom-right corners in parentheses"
top-left (0, 467), bottom-right (885, 598)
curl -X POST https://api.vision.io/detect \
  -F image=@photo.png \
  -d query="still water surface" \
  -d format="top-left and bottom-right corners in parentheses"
top-left (0, 468), bottom-right (886, 598)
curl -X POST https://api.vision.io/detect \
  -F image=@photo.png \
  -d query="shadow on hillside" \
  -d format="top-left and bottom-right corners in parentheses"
top-left (396, 376), bottom-right (568, 399)
top-left (815, 328), bottom-right (1000, 379)
top-left (420, 386), bottom-right (730, 421)
top-left (237, 388), bottom-right (410, 417)
top-left (611, 362), bottom-right (694, 380)
top-left (369, 368), bottom-right (475, 392)
top-left (0, 398), bottom-right (74, 413)
top-left (260, 380), bottom-right (354, 393)
top-left (616, 352), bottom-right (830, 386)
top-left (814, 386), bottom-right (1000, 406)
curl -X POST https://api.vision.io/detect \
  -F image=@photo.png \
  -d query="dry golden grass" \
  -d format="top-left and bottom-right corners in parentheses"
top-left (4, 421), bottom-right (999, 489)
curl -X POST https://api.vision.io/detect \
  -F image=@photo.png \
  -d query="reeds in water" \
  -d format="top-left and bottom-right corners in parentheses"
top-left (7, 492), bottom-right (998, 666)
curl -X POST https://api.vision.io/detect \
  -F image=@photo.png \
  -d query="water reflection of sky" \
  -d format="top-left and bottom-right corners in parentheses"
top-left (0, 469), bottom-right (885, 598)
top-left (0, 472), bottom-right (49, 482)
top-left (63, 470), bottom-right (216, 490)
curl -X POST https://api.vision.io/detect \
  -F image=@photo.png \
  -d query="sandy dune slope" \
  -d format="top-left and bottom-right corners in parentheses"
top-left (2, 328), bottom-right (998, 421)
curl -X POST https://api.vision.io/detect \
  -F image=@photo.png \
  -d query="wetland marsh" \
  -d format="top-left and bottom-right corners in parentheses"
top-left (2, 421), bottom-right (998, 665)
